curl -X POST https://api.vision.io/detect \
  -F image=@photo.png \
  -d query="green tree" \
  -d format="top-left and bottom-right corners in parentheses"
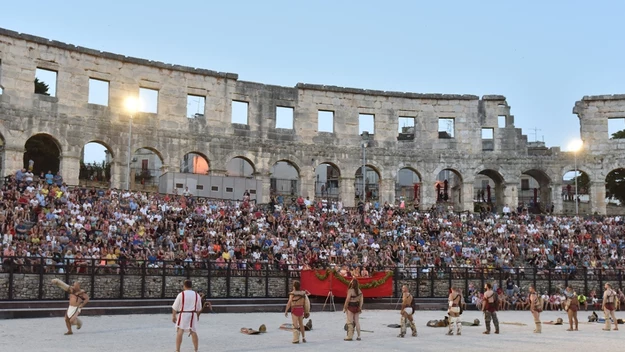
top-left (572, 172), bottom-right (590, 193)
top-left (34, 77), bottom-right (50, 95)
top-left (611, 129), bottom-right (625, 139)
top-left (606, 168), bottom-right (625, 205)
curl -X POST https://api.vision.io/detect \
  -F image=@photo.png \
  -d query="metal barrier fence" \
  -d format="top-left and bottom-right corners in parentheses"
top-left (1, 258), bottom-right (622, 301)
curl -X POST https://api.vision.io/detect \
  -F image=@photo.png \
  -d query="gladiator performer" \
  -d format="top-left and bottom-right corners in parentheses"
top-left (447, 286), bottom-right (463, 336)
top-left (398, 285), bottom-right (417, 338)
top-left (65, 282), bottom-right (89, 335)
top-left (285, 281), bottom-right (310, 344)
top-left (564, 286), bottom-right (579, 331)
top-left (602, 283), bottom-right (618, 331)
top-left (343, 279), bottom-right (364, 341)
top-left (172, 280), bottom-right (203, 352)
top-left (482, 283), bottom-right (500, 335)
top-left (529, 285), bottom-right (542, 333)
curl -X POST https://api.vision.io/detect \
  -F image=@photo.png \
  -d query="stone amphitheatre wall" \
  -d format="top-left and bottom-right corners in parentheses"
top-left (0, 27), bottom-right (624, 212)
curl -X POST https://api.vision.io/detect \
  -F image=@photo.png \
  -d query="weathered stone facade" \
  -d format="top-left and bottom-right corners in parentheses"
top-left (0, 27), bottom-right (624, 212)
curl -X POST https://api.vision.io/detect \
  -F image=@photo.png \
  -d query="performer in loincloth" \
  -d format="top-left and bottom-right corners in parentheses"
top-left (172, 280), bottom-right (203, 352)
top-left (65, 282), bottom-right (89, 335)
top-left (602, 283), bottom-right (618, 331)
top-left (284, 280), bottom-right (310, 344)
top-left (398, 285), bottom-right (417, 337)
top-left (447, 286), bottom-right (463, 336)
top-left (343, 279), bottom-right (364, 341)
top-left (564, 286), bottom-right (579, 331)
top-left (529, 285), bottom-right (542, 334)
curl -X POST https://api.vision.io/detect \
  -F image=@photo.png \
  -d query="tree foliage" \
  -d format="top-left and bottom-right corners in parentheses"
top-left (34, 77), bottom-right (50, 95)
top-left (611, 129), bottom-right (625, 140)
top-left (606, 168), bottom-right (625, 205)
top-left (572, 172), bottom-right (590, 193)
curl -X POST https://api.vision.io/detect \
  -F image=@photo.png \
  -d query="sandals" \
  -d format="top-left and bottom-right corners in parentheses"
top-left (356, 337), bottom-right (361, 341)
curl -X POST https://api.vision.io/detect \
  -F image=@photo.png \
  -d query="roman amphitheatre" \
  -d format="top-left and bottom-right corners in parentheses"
top-left (0, 27), bottom-right (623, 214)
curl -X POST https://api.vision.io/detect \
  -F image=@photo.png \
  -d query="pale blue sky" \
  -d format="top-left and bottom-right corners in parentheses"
top-left (3, 0), bottom-right (625, 164)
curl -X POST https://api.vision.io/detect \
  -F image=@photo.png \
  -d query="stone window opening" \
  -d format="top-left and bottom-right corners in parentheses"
top-left (231, 100), bottom-right (248, 125)
top-left (359, 113), bottom-right (375, 136)
top-left (139, 87), bottom-right (159, 113)
top-left (608, 117), bottom-right (625, 139)
top-left (35, 68), bottom-right (57, 97)
top-left (187, 95), bottom-right (206, 118)
top-left (438, 118), bottom-right (455, 138)
top-left (398, 117), bottom-right (415, 141)
top-left (498, 115), bottom-right (506, 128)
top-left (482, 128), bottom-right (494, 151)
top-left (318, 110), bottom-right (334, 133)
top-left (276, 106), bottom-right (294, 129)
top-left (88, 78), bottom-right (109, 106)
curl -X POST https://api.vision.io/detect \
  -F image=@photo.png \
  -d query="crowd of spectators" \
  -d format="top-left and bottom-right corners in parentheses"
top-left (1, 167), bottom-right (625, 297)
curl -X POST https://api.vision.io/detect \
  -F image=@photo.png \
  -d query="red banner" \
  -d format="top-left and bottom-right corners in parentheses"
top-left (300, 270), bottom-right (393, 298)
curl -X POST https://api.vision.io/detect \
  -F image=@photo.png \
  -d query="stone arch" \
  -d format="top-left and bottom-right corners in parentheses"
top-left (395, 167), bottom-right (422, 204)
top-left (355, 164), bottom-right (381, 201)
top-left (267, 154), bottom-right (305, 176)
top-left (181, 151), bottom-right (210, 175)
top-left (520, 169), bottom-right (552, 213)
top-left (0, 131), bottom-right (5, 177)
top-left (220, 151), bottom-right (257, 175)
top-left (434, 167), bottom-right (463, 206)
top-left (561, 166), bottom-right (592, 214)
top-left (80, 140), bottom-right (115, 186)
top-left (314, 161), bottom-right (341, 199)
top-left (475, 168), bottom-right (506, 211)
top-left (270, 159), bottom-right (301, 197)
top-left (605, 168), bottom-right (625, 212)
top-left (24, 133), bottom-right (62, 175)
top-left (226, 156), bottom-right (256, 177)
top-left (131, 146), bottom-right (165, 190)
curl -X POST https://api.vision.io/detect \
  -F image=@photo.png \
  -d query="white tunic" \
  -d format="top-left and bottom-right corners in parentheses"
top-left (172, 289), bottom-right (202, 332)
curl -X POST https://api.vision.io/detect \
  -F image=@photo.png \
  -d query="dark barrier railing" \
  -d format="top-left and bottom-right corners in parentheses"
top-left (0, 257), bottom-right (622, 301)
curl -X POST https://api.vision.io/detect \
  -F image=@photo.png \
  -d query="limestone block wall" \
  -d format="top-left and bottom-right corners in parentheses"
top-left (0, 27), bottom-right (624, 213)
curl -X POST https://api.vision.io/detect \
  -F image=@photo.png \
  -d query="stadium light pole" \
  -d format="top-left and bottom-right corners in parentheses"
top-left (361, 132), bottom-right (370, 203)
top-left (125, 97), bottom-right (138, 191)
top-left (568, 139), bottom-right (584, 216)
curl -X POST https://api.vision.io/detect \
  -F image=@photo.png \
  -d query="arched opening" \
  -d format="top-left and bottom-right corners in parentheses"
top-left (562, 169), bottom-right (591, 214)
top-left (606, 168), bottom-right (625, 214)
top-left (435, 169), bottom-right (463, 206)
top-left (315, 162), bottom-right (340, 199)
top-left (80, 141), bottom-right (113, 187)
top-left (24, 134), bottom-right (61, 176)
top-left (181, 152), bottom-right (210, 175)
top-left (474, 169), bottom-right (505, 212)
top-left (226, 157), bottom-right (255, 177)
top-left (355, 165), bottom-right (380, 201)
top-left (395, 168), bottom-right (421, 205)
top-left (270, 160), bottom-right (300, 198)
top-left (131, 147), bottom-right (164, 190)
top-left (520, 169), bottom-right (551, 214)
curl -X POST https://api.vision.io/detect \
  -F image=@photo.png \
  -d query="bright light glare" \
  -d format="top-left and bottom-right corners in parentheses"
top-left (125, 97), bottom-right (138, 114)
top-left (568, 139), bottom-right (583, 152)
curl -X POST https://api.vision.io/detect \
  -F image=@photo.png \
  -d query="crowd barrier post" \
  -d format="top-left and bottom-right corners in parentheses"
top-left (119, 261), bottom-right (125, 299)
top-left (8, 260), bottom-right (14, 300)
top-left (226, 262), bottom-right (231, 298)
top-left (90, 259), bottom-right (96, 298)
top-left (583, 267), bottom-right (588, 295)
top-left (244, 262), bottom-right (249, 297)
top-left (598, 269), bottom-right (603, 293)
top-left (429, 269), bottom-right (434, 297)
top-left (264, 262), bottom-right (269, 298)
top-left (38, 260), bottom-right (44, 300)
top-left (414, 267), bottom-right (420, 298)
top-left (464, 267), bottom-right (469, 298)
top-left (161, 263), bottom-right (167, 299)
top-left (140, 262), bottom-right (147, 299)
top-left (393, 267), bottom-right (399, 298)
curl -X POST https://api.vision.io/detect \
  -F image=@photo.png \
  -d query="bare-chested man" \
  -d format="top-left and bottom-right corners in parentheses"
top-left (398, 285), bottom-right (417, 337)
top-left (529, 285), bottom-right (542, 333)
top-left (65, 282), bottom-right (89, 335)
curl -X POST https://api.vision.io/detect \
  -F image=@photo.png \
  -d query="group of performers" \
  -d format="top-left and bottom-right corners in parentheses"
top-left (53, 277), bottom-right (622, 350)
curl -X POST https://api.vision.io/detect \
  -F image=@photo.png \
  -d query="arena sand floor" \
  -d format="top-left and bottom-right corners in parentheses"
top-left (0, 310), bottom-right (622, 352)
